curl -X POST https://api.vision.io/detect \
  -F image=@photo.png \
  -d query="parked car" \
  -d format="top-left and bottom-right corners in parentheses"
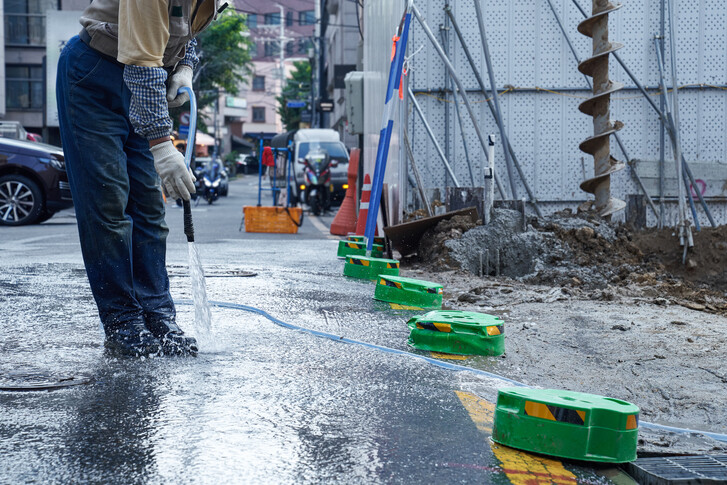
top-left (235, 154), bottom-right (258, 175)
top-left (0, 138), bottom-right (73, 225)
top-left (0, 121), bottom-right (43, 143)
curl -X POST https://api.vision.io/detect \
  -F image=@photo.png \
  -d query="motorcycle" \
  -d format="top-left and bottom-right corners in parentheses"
top-left (201, 160), bottom-right (224, 205)
top-left (300, 147), bottom-right (334, 216)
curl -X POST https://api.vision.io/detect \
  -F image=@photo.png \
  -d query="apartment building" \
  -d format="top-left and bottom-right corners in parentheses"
top-left (230, 0), bottom-right (314, 154)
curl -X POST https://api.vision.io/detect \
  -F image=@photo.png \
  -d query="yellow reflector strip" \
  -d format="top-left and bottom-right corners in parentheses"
top-left (486, 326), bottom-right (501, 336)
top-left (433, 322), bottom-right (451, 333)
top-left (626, 414), bottom-right (638, 430)
top-left (524, 401), bottom-right (557, 421)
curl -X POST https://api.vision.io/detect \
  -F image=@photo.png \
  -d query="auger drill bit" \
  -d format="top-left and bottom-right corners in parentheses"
top-left (577, 0), bottom-right (626, 218)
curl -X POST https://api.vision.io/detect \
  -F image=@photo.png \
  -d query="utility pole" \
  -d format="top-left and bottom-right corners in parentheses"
top-left (313, 0), bottom-right (321, 127)
top-left (278, 5), bottom-right (286, 96)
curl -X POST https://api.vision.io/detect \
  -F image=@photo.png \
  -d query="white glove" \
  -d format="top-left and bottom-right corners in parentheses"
top-left (166, 65), bottom-right (193, 108)
top-left (150, 141), bottom-right (196, 201)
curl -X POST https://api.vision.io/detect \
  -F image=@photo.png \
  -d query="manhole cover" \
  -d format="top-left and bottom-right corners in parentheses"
top-left (0, 371), bottom-right (94, 391)
top-left (624, 454), bottom-right (727, 484)
top-left (167, 265), bottom-right (257, 278)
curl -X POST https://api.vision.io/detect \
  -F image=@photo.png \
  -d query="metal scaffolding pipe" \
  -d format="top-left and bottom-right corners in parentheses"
top-left (667, 0), bottom-right (692, 249)
top-left (411, 4), bottom-right (507, 199)
top-left (444, 5), bottom-right (543, 216)
top-left (472, 0), bottom-right (518, 200)
top-left (408, 86), bottom-right (461, 189)
top-left (658, 0), bottom-right (667, 228)
top-left (653, 36), bottom-right (699, 231)
top-left (440, 23), bottom-right (475, 186)
top-left (404, 129), bottom-right (433, 217)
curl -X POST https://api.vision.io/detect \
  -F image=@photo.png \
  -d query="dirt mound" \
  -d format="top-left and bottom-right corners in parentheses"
top-left (633, 225), bottom-right (727, 292)
top-left (418, 215), bottom-right (479, 270)
top-left (414, 208), bottom-right (726, 305)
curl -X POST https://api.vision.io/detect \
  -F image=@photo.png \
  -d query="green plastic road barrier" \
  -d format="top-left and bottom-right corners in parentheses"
top-left (343, 255), bottom-right (400, 280)
top-left (337, 240), bottom-right (384, 258)
top-left (407, 310), bottom-right (504, 356)
top-left (375, 275), bottom-right (443, 309)
top-left (347, 235), bottom-right (386, 246)
top-left (492, 388), bottom-right (639, 463)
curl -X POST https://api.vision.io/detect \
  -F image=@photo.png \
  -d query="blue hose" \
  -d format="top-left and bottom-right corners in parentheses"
top-left (176, 298), bottom-right (727, 443)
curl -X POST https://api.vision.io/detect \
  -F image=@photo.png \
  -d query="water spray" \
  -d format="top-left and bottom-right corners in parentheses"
top-left (178, 87), bottom-right (213, 347)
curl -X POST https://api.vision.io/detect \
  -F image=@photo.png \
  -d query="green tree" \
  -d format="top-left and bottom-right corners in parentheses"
top-left (276, 61), bottom-right (312, 131)
top-left (172, 10), bottom-right (253, 130)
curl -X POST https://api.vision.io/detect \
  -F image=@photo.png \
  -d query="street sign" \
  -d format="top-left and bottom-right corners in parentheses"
top-left (180, 111), bottom-right (190, 126)
top-left (178, 125), bottom-right (189, 139)
top-left (318, 99), bottom-right (334, 112)
top-left (286, 100), bottom-right (307, 109)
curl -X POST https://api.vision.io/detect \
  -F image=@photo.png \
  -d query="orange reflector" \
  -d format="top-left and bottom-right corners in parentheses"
top-left (299, 185), bottom-right (306, 191)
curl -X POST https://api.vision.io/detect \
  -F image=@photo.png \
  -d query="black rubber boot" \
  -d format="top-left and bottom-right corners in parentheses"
top-left (145, 319), bottom-right (198, 356)
top-left (104, 321), bottom-right (161, 357)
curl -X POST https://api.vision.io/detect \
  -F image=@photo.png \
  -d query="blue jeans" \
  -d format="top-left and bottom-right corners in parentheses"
top-left (57, 36), bottom-right (175, 333)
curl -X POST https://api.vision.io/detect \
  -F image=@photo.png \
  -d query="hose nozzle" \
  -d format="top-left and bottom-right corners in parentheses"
top-left (183, 200), bottom-right (195, 242)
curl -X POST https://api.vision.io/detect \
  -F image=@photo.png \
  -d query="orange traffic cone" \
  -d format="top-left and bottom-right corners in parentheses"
top-left (330, 148), bottom-right (360, 236)
top-left (355, 173), bottom-right (378, 236)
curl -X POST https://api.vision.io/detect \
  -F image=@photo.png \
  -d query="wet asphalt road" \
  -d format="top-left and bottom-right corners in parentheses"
top-left (0, 177), bottom-right (623, 484)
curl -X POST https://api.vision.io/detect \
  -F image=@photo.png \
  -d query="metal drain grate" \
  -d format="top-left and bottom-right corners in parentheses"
top-left (624, 454), bottom-right (727, 484)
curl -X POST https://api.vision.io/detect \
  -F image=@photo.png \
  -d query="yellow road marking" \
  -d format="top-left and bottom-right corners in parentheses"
top-left (455, 391), bottom-right (495, 433)
top-left (431, 352), bottom-right (469, 361)
top-left (455, 391), bottom-right (579, 484)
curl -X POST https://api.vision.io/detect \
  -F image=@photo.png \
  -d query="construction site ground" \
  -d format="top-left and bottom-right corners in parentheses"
top-left (406, 208), bottom-right (727, 455)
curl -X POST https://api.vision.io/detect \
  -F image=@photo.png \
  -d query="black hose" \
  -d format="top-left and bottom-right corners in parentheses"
top-left (183, 200), bottom-right (194, 242)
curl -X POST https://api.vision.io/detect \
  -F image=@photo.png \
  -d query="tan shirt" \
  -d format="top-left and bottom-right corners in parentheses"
top-left (80, 0), bottom-right (217, 69)
top-left (117, 0), bottom-right (215, 67)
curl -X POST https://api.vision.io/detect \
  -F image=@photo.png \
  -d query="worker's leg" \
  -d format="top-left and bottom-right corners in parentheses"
top-left (121, 80), bottom-right (197, 356)
top-left (123, 134), bottom-right (173, 320)
top-left (56, 36), bottom-right (159, 356)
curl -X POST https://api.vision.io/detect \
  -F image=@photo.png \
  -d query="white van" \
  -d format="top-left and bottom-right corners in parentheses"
top-left (270, 128), bottom-right (350, 204)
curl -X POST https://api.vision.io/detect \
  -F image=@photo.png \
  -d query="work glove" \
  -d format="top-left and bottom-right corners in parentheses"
top-left (150, 141), bottom-right (196, 201)
top-left (166, 65), bottom-right (193, 108)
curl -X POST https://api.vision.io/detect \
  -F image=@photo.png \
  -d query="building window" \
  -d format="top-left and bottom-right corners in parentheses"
top-left (249, 42), bottom-right (258, 57)
top-left (6, 64), bottom-right (44, 110)
top-left (264, 41), bottom-right (279, 57)
top-left (285, 41), bottom-right (294, 56)
top-left (252, 75), bottom-right (265, 92)
top-left (298, 10), bottom-right (315, 25)
top-left (252, 107), bottom-right (266, 123)
top-left (246, 13), bottom-right (257, 28)
top-left (286, 11), bottom-right (294, 27)
top-left (298, 38), bottom-right (312, 55)
top-left (4, 0), bottom-right (59, 46)
top-left (264, 12), bottom-right (280, 25)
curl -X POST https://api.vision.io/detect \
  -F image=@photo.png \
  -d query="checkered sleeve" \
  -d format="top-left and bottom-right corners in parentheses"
top-left (122, 65), bottom-right (172, 140)
top-left (178, 38), bottom-right (199, 70)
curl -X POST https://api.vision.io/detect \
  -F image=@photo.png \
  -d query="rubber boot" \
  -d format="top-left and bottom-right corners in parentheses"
top-left (104, 320), bottom-right (161, 357)
top-left (146, 319), bottom-right (198, 356)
